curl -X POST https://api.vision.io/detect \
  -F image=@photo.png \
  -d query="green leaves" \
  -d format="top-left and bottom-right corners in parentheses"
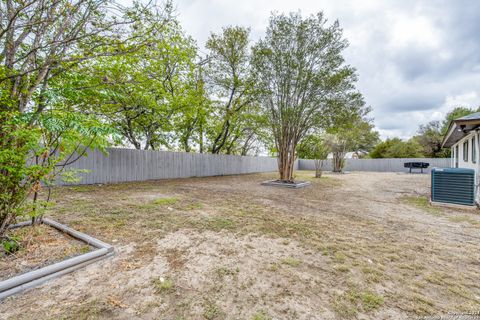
top-left (1, 236), bottom-right (21, 255)
top-left (67, 15), bottom-right (202, 151)
top-left (0, 0), bottom-right (174, 236)
top-left (297, 135), bottom-right (330, 160)
top-left (60, 169), bottom-right (91, 184)
top-left (369, 138), bottom-right (424, 158)
top-left (205, 26), bottom-right (261, 154)
top-left (252, 11), bottom-right (364, 179)
top-left (0, 109), bottom-right (115, 237)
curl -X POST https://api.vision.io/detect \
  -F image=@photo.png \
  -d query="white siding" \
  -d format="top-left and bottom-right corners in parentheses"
top-left (451, 132), bottom-right (479, 171)
top-left (451, 131), bottom-right (480, 203)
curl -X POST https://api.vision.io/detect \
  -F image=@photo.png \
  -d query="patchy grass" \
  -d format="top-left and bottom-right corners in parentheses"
top-left (203, 301), bottom-right (224, 320)
top-left (151, 277), bottom-right (174, 294)
top-left (215, 266), bottom-right (240, 279)
top-left (361, 265), bottom-right (384, 283)
top-left (4, 172), bottom-right (480, 320)
top-left (333, 288), bottom-right (384, 318)
top-left (184, 202), bottom-right (203, 210)
top-left (333, 251), bottom-right (347, 263)
top-left (400, 195), bottom-right (443, 215)
top-left (334, 264), bottom-right (350, 273)
top-left (251, 311), bottom-right (272, 320)
top-left (202, 216), bottom-right (237, 231)
top-left (361, 291), bottom-right (384, 311)
top-left (153, 197), bottom-right (179, 205)
top-left (266, 263), bottom-right (280, 272)
top-left (66, 185), bottom-right (98, 193)
top-left (448, 215), bottom-right (480, 227)
top-left (402, 293), bottom-right (436, 315)
top-left (62, 299), bottom-right (114, 319)
top-left (281, 256), bottom-right (302, 267)
top-left (293, 172), bottom-right (343, 186)
top-left (333, 294), bottom-right (359, 319)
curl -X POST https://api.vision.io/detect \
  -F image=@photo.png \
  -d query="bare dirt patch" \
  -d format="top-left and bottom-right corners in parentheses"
top-left (1, 171), bottom-right (480, 319)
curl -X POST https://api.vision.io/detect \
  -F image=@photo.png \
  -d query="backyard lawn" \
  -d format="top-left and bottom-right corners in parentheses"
top-left (1, 172), bottom-right (479, 319)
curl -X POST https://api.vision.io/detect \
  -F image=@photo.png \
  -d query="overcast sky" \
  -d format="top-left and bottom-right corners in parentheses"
top-left (172, 0), bottom-right (480, 140)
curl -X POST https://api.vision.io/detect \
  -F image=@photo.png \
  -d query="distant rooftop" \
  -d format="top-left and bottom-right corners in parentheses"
top-left (455, 112), bottom-right (480, 121)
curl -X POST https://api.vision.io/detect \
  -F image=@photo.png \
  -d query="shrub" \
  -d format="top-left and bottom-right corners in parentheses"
top-left (0, 111), bottom-right (115, 239)
top-left (1, 235), bottom-right (21, 254)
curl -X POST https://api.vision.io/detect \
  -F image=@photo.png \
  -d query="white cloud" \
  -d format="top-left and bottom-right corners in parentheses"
top-left (442, 92), bottom-right (480, 109)
top-left (390, 15), bottom-right (441, 48)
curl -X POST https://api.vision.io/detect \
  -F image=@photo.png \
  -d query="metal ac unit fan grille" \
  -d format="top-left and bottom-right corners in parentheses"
top-left (431, 168), bottom-right (475, 206)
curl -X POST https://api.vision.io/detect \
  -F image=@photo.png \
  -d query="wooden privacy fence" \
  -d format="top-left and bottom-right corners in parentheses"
top-left (60, 148), bottom-right (282, 185)
top-left (298, 158), bottom-right (451, 173)
top-left (61, 148), bottom-right (452, 185)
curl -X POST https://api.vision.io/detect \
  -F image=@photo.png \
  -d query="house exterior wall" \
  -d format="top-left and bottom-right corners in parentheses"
top-left (451, 131), bottom-right (479, 171)
top-left (451, 131), bottom-right (480, 202)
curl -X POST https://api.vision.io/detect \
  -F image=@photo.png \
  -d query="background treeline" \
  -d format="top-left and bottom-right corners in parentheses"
top-left (369, 106), bottom-right (480, 158)
top-left (3, 2), bottom-right (379, 157)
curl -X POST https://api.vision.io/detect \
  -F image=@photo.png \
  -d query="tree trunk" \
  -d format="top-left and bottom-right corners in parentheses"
top-left (314, 159), bottom-right (323, 178)
top-left (181, 137), bottom-right (191, 152)
top-left (199, 123), bottom-right (204, 153)
top-left (277, 139), bottom-right (296, 182)
top-left (332, 152), bottom-right (345, 173)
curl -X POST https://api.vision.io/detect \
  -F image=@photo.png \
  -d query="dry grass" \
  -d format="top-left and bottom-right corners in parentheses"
top-left (1, 171), bottom-right (480, 319)
top-left (0, 224), bottom-right (92, 281)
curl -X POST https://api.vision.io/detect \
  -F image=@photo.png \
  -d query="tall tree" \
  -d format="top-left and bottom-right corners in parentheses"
top-left (297, 135), bottom-right (330, 178)
top-left (252, 12), bottom-right (359, 181)
top-left (414, 121), bottom-right (449, 158)
top-left (0, 0), bottom-right (168, 237)
top-left (70, 16), bottom-right (202, 151)
top-left (0, 0), bottom-right (167, 114)
top-left (205, 26), bottom-right (257, 154)
top-left (321, 93), bottom-right (379, 171)
top-left (323, 133), bottom-right (349, 172)
top-left (369, 138), bottom-right (424, 158)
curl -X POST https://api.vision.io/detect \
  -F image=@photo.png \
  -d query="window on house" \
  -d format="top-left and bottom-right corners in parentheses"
top-left (463, 141), bottom-right (469, 162)
top-left (473, 136), bottom-right (477, 163)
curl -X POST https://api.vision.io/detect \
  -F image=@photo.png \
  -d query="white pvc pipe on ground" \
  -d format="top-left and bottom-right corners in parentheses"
top-left (0, 248), bottom-right (110, 293)
top-left (0, 252), bottom-right (114, 300)
top-left (43, 218), bottom-right (113, 249)
top-left (0, 219), bottom-right (114, 300)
